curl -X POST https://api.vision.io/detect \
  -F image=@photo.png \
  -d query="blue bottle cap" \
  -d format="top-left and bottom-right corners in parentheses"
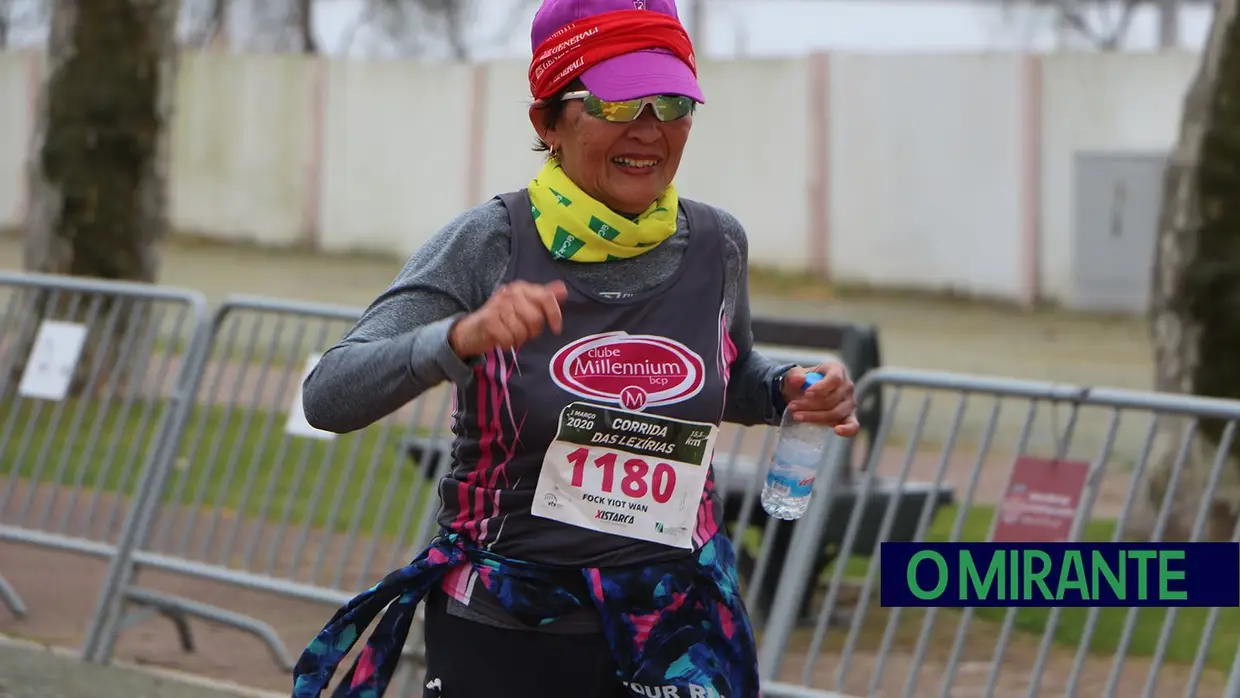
top-left (801, 371), bottom-right (824, 393)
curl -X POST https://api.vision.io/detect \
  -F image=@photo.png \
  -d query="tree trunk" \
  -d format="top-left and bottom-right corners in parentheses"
top-left (296, 0), bottom-right (317, 54)
top-left (0, 1), bottom-right (10, 49)
top-left (1135, 0), bottom-right (1240, 541)
top-left (441, 0), bottom-right (469, 61)
top-left (209, 0), bottom-right (230, 49)
top-left (10, 0), bottom-right (179, 397)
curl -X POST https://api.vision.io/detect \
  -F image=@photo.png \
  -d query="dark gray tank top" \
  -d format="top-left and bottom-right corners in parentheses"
top-left (435, 189), bottom-right (731, 568)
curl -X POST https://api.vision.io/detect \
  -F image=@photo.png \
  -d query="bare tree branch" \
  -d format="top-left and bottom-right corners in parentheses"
top-left (182, 0), bottom-right (231, 48)
top-left (1042, 0), bottom-right (1146, 50)
top-left (297, 0), bottom-right (316, 53)
top-left (0, 0), bottom-right (51, 48)
top-left (239, 0), bottom-right (317, 53)
top-left (340, 0), bottom-right (378, 56)
top-left (478, 0), bottom-right (542, 52)
top-left (0, 0), bottom-right (12, 47)
top-left (361, 0), bottom-right (430, 57)
top-left (354, 0), bottom-right (538, 60)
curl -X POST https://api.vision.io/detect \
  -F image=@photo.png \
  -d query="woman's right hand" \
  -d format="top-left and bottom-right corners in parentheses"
top-left (449, 280), bottom-right (569, 358)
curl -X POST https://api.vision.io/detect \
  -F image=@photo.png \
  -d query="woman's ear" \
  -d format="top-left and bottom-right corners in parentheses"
top-left (528, 104), bottom-right (558, 149)
top-left (529, 105), bottom-right (551, 143)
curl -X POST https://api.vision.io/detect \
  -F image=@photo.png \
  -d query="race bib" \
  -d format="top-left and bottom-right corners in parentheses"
top-left (531, 401), bottom-right (718, 549)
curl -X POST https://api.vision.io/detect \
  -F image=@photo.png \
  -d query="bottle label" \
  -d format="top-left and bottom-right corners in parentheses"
top-left (766, 471), bottom-right (815, 499)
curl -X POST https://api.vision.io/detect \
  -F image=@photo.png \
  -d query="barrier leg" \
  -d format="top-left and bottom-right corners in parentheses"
top-left (0, 571), bottom-right (26, 618)
top-left (124, 588), bottom-right (296, 671)
top-left (756, 438), bottom-right (846, 679)
top-left (1226, 638), bottom-right (1240, 697)
top-left (114, 603), bottom-right (195, 653)
top-left (81, 314), bottom-right (212, 663)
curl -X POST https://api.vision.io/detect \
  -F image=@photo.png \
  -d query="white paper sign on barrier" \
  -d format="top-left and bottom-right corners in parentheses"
top-left (18, 320), bottom-right (89, 401)
top-left (286, 352), bottom-right (335, 440)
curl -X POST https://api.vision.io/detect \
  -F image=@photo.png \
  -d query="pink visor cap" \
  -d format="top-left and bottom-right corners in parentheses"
top-left (530, 0), bottom-right (705, 103)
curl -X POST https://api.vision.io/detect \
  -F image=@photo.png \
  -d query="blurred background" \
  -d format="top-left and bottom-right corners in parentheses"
top-left (0, 0), bottom-right (1192, 378)
top-left (0, 0), bottom-right (1211, 316)
top-left (1, 1), bottom-right (1236, 697)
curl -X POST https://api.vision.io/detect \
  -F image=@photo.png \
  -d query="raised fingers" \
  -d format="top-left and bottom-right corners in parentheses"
top-left (537, 282), bottom-right (566, 335)
top-left (513, 282), bottom-right (565, 336)
top-left (484, 281), bottom-right (566, 350)
top-left (833, 415), bottom-right (861, 437)
top-left (499, 301), bottom-right (534, 347)
top-left (804, 363), bottom-right (847, 396)
top-left (791, 399), bottom-right (856, 425)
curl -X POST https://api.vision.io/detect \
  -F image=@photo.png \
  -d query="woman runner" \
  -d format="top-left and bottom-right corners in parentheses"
top-left (291, 0), bottom-right (859, 696)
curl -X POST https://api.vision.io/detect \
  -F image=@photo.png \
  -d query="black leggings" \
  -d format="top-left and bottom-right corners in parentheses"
top-left (422, 593), bottom-right (625, 698)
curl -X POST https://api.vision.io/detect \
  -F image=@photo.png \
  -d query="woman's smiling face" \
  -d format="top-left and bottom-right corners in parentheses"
top-left (532, 96), bottom-right (692, 215)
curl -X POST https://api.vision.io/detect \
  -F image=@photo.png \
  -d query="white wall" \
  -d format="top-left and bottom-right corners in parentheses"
top-left (318, 57), bottom-right (476, 254)
top-left (1038, 52), bottom-right (1198, 301)
top-left (171, 52), bottom-right (320, 245)
top-left (828, 53), bottom-right (1030, 299)
top-left (0, 49), bottom-right (1200, 304)
top-left (0, 52), bottom-right (33, 231)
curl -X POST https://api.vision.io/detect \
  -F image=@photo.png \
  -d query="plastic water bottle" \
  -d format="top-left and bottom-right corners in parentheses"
top-left (761, 372), bottom-right (829, 520)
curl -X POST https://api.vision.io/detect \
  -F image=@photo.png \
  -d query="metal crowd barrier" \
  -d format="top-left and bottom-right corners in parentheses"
top-left (7, 271), bottom-right (1240, 698)
top-left (65, 290), bottom-right (900, 688)
top-left (0, 271), bottom-right (208, 623)
top-left (758, 367), bottom-right (1240, 698)
top-left (6, 285), bottom-right (907, 694)
top-left (78, 295), bottom-right (459, 669)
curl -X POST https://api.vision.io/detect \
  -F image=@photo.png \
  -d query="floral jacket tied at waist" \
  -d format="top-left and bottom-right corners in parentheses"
top-left (291, 532), bottom-right (759, 698)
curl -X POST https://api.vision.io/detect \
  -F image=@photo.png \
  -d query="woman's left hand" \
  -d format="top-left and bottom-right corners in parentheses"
top-left (780, 362), bottom-right (860, 437)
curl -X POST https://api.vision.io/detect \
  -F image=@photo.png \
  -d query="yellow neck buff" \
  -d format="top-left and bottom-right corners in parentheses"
top-left (526, 160), bottom-right (679, 262)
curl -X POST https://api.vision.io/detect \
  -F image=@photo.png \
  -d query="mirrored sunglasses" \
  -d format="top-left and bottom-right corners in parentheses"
top-left (559, 90), bottom-right (696, 123)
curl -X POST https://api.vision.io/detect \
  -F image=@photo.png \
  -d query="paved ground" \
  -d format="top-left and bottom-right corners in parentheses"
top-left (0, 235), bottom-right (1184, 697)
top-left (0, 636), bottom-right (281, 698)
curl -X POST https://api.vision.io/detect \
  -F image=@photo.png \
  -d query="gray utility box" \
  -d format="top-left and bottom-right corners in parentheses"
top-left (1068, 151), bottom-right (1167, 314)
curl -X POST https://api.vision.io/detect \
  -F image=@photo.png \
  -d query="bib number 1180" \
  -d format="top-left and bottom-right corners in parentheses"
top-left (567, 447), bottom-right (677, 504)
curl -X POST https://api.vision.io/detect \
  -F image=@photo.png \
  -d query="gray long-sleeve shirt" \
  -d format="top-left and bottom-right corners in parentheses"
top-left (300, 195), bottom-right (794, 634)
top-left (301, 196), bottom-right (792, 434)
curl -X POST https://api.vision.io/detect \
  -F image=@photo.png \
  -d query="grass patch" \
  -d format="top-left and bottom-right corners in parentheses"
top-left (0, 395), bottom-right (439, 540)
